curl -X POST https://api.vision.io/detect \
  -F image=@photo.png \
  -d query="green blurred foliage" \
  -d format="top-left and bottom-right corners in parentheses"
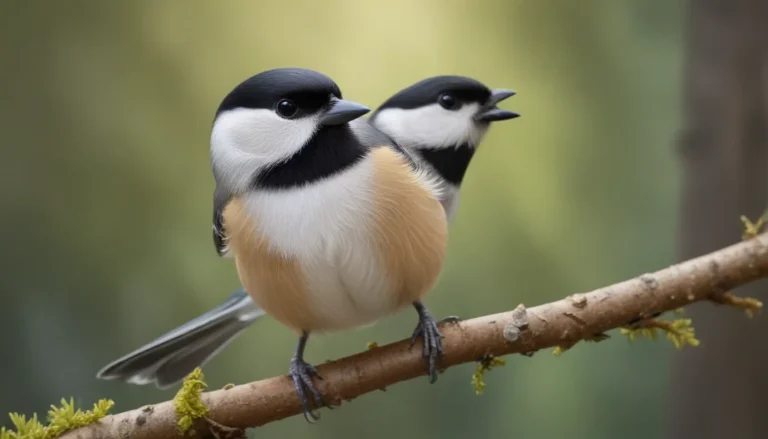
top-left (0, 1), bottom-right (684, 437)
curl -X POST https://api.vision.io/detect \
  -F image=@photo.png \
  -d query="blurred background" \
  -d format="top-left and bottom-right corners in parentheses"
top-left (2, 1), bottom-right (767, 438)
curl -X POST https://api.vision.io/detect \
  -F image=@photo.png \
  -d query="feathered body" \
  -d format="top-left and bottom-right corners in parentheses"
top-left (204, 69), bottom-right (448, 335)
top-left (95, 71), bottom-right (518, 393)
top-left (221, 142), bottom-right (447, 333)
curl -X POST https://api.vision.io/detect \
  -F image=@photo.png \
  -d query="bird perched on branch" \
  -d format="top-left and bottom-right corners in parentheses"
top-left (106, 67), bottom-right (451, 422)
top-left (96, 73), bottom-right (519, 417)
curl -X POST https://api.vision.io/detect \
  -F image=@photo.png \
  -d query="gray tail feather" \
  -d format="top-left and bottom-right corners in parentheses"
top-left (96, 288), bottom-right (265, 389)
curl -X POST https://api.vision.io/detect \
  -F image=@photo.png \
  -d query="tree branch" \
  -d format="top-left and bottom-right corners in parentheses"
top-left (62, 233), bottom-right (768, 439)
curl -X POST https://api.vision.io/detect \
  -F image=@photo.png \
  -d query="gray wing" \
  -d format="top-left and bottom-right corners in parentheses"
top-left (95, 288), bottom-right (265, 389)
top-left (213, 184), bottom-right (231, 256)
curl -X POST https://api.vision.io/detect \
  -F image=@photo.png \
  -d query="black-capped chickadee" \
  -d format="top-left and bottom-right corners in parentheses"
top-left (105, 68), bottom-right (452, 421)
top-left (370, 75), bottom-right (519, 220)
top-left (96, 75), bottom-right (518, 413)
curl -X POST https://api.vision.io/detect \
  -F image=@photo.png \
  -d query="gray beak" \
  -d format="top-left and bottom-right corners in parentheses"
top-left (475, 89), bottom-right (520, 122)
top-left (320, 99), bottom-right (371, 126)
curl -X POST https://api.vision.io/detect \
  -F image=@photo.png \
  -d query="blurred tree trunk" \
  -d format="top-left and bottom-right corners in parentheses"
top-left (670, 1), bottom-right (768, 438)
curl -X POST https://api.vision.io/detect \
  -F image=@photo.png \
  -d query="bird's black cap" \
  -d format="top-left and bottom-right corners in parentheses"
top-left (373, 75), bottom-right (493, 112)
top-left (215, 68), bottom-right (343, 118)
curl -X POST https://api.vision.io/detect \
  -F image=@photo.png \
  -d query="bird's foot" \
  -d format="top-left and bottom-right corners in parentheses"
top-left (289, 355), bottom-right (325, 423)
top-left (410, 302), bottom-right (446, 383)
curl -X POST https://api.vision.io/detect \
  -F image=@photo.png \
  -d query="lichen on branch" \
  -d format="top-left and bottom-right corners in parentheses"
top-left (0, 398), bottom-right (113, 439)
top-left (470, 354), bottom-right (506, 395)
top-left (620, 318), bottom-right (700, 348)
top-left (741, 210), bottom-right (768, 240)
top-left (172, 367), bottom-right (209, 434)
top-left (711, 292), bottom-right (764, 317)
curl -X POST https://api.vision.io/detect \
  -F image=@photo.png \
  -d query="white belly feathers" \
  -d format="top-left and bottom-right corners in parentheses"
top-left (242, 152), bottom-right (399, 331)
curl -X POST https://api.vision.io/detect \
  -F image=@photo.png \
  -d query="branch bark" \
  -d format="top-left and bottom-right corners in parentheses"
top-left (62, 233), bottom-right (768, 439)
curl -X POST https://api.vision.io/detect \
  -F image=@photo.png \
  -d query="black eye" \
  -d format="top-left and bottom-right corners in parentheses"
top-left (438, 93), bottom-right (458, 110)
top-left (276, 99), bottom-right (298, 118)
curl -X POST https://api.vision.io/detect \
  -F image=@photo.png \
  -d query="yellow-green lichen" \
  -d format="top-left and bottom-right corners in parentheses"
top-left (717, 213), bottom-right (766, 318)
top-left (712, 292), bottom-right (763, 318)
top-left (552, 340), bottom-right (578, 356)
top-left (0, 398), bottom-right (114, 439)
top-left (740, 210), bottom-right (767, 240)
top-left (470, 355), bottom-right (506, 395)
top-left (620, 318), bottom-right (700, 349)
top-left (173, 367), bottom-right (209, 435)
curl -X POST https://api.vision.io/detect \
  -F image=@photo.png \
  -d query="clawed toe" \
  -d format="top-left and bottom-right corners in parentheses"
top-left (290, 356), bottom-right (325, 422)
top-left (411, 302), bottom-right (448, 383)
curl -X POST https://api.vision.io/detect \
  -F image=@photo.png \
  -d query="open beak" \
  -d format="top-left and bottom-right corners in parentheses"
top-left (320, 98), bottom-right (371, 126)
top-left (475, 89), bottom-right (520, 122)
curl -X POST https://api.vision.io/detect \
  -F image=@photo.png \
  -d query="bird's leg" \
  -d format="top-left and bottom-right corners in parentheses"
top-left (289, 331), bottom-right (325, 423)
top-left (410, 301), bottom-right (446, 383)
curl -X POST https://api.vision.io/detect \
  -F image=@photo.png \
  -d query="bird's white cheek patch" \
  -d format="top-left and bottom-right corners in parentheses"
top-left (372, 103), bottom-right (486, 149)
top-left (210, 108), bottom-right (318, 191)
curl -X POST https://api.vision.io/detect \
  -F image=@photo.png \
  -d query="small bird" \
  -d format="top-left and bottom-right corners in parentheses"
top-left (107, 67), bottom-right (451, 421)
top-left (96, 74), bottom-right (518, 403)
top-left (369, 75), bottom-right (519, 221)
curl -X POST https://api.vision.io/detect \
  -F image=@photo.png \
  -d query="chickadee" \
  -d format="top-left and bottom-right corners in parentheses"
top-left (103, 68), bottom-right (451, 421)
top-left (96, 75), bottom-right (518, 402)
top-left (369, 75), bottom-right (519, 220)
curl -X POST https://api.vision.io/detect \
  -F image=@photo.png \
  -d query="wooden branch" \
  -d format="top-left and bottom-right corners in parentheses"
top-left (62, 233), bottom-right (768, 439)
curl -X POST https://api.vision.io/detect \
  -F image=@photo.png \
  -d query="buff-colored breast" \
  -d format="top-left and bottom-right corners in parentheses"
top-left (368, 146), bottom-right (449, 308)
top-left (222, 147), bottom-right (448, 333)
top-left (222, 198), bottom-right (315, 333)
